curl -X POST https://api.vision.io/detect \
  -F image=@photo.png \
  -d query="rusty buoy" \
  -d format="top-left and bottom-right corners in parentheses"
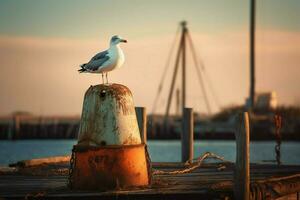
top-left (70, 84), bottom-right (149, 190)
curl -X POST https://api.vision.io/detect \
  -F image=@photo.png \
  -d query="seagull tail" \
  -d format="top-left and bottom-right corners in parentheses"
top-left (78, 63), bottom-right (87, 73)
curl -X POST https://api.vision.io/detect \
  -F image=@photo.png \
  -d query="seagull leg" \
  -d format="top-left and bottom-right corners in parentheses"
top-left (101, 73), bottom-right (104, 84)
top-left (106, 73), bottom-right (108, 84)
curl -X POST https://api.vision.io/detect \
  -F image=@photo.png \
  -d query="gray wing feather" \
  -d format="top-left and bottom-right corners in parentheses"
top-left (90, 50), bottom-right (109, 61)
top-left (82, 50), bottom-right (110, 71)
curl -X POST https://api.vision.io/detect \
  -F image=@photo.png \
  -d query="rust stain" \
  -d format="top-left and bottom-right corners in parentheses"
top-left (72, 144), bottom-right (149, 190)
top-left (85, 84), bottom-right (135, 115)
top-left (122, 135), bottom-right (140, 145)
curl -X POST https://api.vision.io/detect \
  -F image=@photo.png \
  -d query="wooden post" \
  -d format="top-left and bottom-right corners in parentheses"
top-left (234, 112), bottom-right (250, 200)
top-left (182, 108), bottom-right (194, 163)
top-left (135, 107), bottom-right (147, 144)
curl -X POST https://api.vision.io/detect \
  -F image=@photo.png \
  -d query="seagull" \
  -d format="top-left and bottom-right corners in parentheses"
top-left (78, 35), bottom-right (127, 84)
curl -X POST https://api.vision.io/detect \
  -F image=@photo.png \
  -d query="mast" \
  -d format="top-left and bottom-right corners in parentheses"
top-left (249, 0), bottom-right (256, 109)
top-left (164, 21), bottom-right (187, 133)
top-left (165, 21), bottom-right (187, 119)
top-left (163, 21), bottom-right (212, 134)
top-left (176, 88), bottom-right (180, 116)
top-left (181, 21), bottom-right (187, 115)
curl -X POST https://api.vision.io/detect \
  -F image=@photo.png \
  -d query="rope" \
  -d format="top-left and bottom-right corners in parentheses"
top-left (151, 26), bottom-right (181, 114)
top-left (153, 152), bottom-right (231, 175)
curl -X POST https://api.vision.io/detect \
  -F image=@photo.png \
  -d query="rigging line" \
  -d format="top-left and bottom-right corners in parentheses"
top-left (165, 32), bottom-right (184, 121)
top-left (186, 32), bottom-right (221, 110)
top-left (186, 32), bottom-right (212, 115)
top-left (151, 26), bottom-right (181, 114)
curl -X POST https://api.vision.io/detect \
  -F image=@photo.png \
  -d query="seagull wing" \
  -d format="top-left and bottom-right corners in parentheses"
top-left (82, 50), bottom-right (110, 71)
top-left (90, 50), bottom-right (109, 62)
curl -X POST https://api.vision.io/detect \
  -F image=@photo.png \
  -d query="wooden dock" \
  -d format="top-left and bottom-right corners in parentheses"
top-left (1, 161), bottom-right (300, 199)
top-left (1, 110), bottom-right (300, 199)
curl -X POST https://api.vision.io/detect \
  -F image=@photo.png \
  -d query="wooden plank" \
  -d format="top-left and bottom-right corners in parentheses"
top-left (0, 162), bottom-right (300, 199)
top-left (9, 156), bottom-right (71, 167)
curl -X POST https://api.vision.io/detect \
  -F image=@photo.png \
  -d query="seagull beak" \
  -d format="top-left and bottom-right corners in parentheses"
top-left (121, 39), bottom-right (127, 43)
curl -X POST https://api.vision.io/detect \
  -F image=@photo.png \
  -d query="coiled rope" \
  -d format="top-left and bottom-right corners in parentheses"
top-left (152, 152), bottom-right (232, 175)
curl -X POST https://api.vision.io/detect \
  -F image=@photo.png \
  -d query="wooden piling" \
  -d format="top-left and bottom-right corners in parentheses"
top-left (135, 107), bottom-right (147, 144)
top-left (234, 112), bottom-right (250, 200)
top-left (182, 108), bottom-right (194, 163)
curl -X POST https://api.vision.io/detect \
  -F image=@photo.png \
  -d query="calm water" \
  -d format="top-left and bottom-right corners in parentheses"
top-left (0, 140), bottom-right (299, 166)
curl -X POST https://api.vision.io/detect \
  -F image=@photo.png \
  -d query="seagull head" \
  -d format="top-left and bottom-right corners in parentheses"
top-left (110, 35), bottom-right (127, 46)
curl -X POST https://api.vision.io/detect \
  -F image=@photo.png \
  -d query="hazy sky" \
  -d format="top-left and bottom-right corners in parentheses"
top-left (0, 0), bottom-right (299, 115)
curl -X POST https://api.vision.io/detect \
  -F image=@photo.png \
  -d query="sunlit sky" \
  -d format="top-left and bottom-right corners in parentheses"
top-left (0, 0), bottom-right (299, 115)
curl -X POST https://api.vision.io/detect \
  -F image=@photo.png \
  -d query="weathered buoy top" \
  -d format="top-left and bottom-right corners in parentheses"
top-left (77, 83), bottom-right (141, 146)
